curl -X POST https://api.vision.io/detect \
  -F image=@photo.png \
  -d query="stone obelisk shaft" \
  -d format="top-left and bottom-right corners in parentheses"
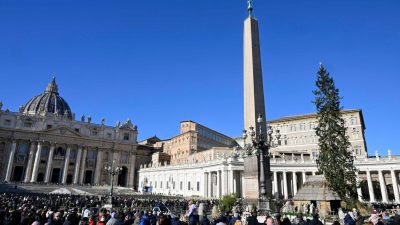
top-left (244, 16), bottom-right (266, 142)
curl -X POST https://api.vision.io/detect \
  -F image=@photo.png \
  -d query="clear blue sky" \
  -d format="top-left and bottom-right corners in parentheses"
top-left (0, 1), bottom-right (399, 156)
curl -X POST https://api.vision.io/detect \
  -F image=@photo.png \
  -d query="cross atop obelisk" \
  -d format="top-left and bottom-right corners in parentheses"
top-left (243, 0), bottom-right (267, 143)
top-left (247, 0), bottom-right (253, 16)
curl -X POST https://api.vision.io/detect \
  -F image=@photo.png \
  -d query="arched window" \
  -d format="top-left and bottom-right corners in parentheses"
top-left (55, 147), bottom-right (65, 156)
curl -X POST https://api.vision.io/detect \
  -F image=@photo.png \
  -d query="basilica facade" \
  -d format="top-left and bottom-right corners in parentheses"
top-left (0, 78), bottom-right (152, 187)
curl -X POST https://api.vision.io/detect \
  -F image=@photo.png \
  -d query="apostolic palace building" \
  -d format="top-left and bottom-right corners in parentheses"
top-left (1, 2), bottom-right (399, 206)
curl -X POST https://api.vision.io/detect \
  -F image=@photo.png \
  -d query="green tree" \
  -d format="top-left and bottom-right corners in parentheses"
top-left (219, 193), bottom-right (237, 212)
top-left (313, 63), bottom-right (358, 205)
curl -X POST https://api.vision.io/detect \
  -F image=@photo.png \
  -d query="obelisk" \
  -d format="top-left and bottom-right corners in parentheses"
top-left (242, 1), bottom-right (272, 210)
top-left (243, 0), bottom-right (266, 142)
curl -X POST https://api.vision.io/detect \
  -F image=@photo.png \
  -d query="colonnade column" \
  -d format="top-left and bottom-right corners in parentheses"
top-left (24, 141), bottom-right (36, 182)
top-left (302, 171), bottom-right (306, 184)
top-left (73, 146), bottom-right (83, 184)
top-left (283, 171), bottom-right (288, 199)
top-left (5, 140), bottom-right (17, 182)
top-left (217, 170), bottom-right (222, 197)
top-left (94, 149), bottom-right (103, 185)
top-left (366, 170), bottom-right (375, 202)
top-left (31, 142), bottom-right (43, 182)
top-left (293, 171), bottom-right (298, 196)
top-left (355, 172), bottom-right (363, 202)
top-left (378, 170), bottom-right (388, 202)
top-left (228, 170), bottom-right (234, 194)
top-left (273, 171), bottom-right (278, 198)
top-left (203, 173), bottom-right (208, 197)
top-left (208, 172), bottom-right (212, 198)
top-left (79, 148), bottom-right (88, 184)
top-left (391, 170), bottom-right (400, 203)
top-left (44, 144), bottom-right (55, 183)
top-left (61, 146), bottom-right (71, 184)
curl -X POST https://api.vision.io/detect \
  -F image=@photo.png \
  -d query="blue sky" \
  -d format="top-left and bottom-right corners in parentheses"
top-left (0, 1), bottom-right (399, 156)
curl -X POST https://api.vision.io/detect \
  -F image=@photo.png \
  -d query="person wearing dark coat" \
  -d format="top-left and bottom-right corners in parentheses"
top-left (200, 215), bottom-right (211, 225)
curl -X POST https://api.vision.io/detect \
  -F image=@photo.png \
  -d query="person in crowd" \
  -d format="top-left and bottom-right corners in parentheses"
top-left (264, 217), bottom-right (274, 225)
top-left (309, 214), bottom-right (322, 225)
top-left (368, 210), bottom-right (379, 225)
top-left (185, 201), bottom-right (198, 225)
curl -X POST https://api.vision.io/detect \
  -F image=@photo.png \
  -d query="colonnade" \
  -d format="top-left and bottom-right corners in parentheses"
top-left (271, 168), bottom-right (400, 203)
top-left (360, 169), bottom-right (400, 203)
top-left (203, 170), bottom-right (242, 198)
top-left (272, 170), bottom-right (316, 199)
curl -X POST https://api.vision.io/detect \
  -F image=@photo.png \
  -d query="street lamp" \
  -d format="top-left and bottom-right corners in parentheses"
top-left (242, 114), bottom-right (280, 212)
top-left (104, 160), bottom-right (123, 206)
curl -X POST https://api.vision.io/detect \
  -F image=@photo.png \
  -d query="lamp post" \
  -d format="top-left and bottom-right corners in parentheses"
top-left (104, 160), bottom-right (123, 206)
top-left (242, 114), bottom-right (280, 213)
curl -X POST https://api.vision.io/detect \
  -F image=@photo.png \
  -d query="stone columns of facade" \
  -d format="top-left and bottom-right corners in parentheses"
top-left (44, 144), bottom-right (55, 183)
top-left (293, 171), bottom-right (298, 196)
top-left (208, 172), bottom-right (212, 198)
top-left (223, 170), bottom-right (228, 196)
top-left (391, 170), bottom-right (400, 203)
top-left (240, 171), bottom-right (245, 198)
top-left (61, 146), bottom-right (71, 184)
top-left (217, 170), bottom-right (222, 197)
top-left (5, 140), bottom-right (17, 182)
top-left (73, 146), bottom-right (83, 184)
top-left (273, 171), bottom-right (278, 198)
top-left (94, 149), bottom-right (103, 185)
top-left (312, 171), bottom-right (316, 176)
top-left (378, 170), bottom-right (388, 202)
top-left (228, 170), bottom-right (234, 194)
top-left (128, 154), bottom-right (136, 188)
top-left (302, 171), bottom-right (306, 184)
top-left (30, 142), bottom-right (43, 182)
top-left (79, 148), bottom-right (88, 184)
top-left (355, 172), bottom-right (363, 202)
top-left (24, 142), bottom-right (36, 182)
top-left (203, 173), bottom-right (208, 197)
top-left (366, 170), bottom-right (375, 202)
top-left (283, 171), bottom-right (288, 199)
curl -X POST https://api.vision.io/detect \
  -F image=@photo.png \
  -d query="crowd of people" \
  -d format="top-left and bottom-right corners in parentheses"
top-left (1, 193), bottom-right (400, 225)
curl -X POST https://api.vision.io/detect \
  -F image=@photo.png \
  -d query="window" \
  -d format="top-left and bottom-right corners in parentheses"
top-left (188, 182), bottom-right (191, 190)
top-left (197, 182), bottom-right (200, 191)
top-left (3, 119), bottom-right (11, 126)
top-left (91, 131), bottom-right (98, 136)
top-left (24, 121), bottom-right (33, 128)
top-left (55, 147), bottom-right (65, 156)
top-left (107, 133), bottom-right (112, 138)
top-left (87, 150), bottom-right (95, 160)
top-left (123, 133), bottom-right (130, 140)
top-left (74, 128), bottom-right (80, 132)
top-left (160, 181), bottom-right (162, 188)
top-left (47, 125), bottom-right (53, 129)
top-left (155, 182), bottom-right (157, 188)
top-left (41, 147), bottom-right (49, 157)
top-left (180, 181), bottom-right (183, 190)
top-left (351, 117), bottom-right (357, 125)
top-left (300, 123), bottom-right (305, 131)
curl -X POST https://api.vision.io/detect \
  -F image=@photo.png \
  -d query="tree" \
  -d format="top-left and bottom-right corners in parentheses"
top-left (219, 193), bottom-right (237, 212)
top-left (313, 63), bottom-right (358, 205)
